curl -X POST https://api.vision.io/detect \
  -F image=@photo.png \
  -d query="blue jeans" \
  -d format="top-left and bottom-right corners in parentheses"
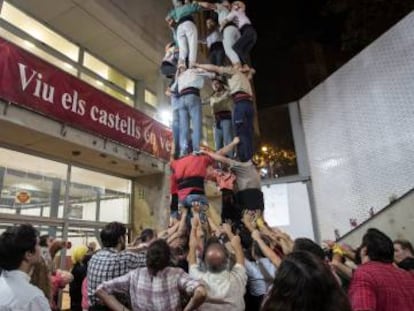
top-left (178, 93), bottom-right (202, 156)
top-left (214, 118), bottom-right (234, 155)
top-left (179, 194), bottom-right (209, 209)
top-left (233, 100), bottom-right (254, 162)
top-left (179, 194), bottom-right (209, 224)
top-left (171, 95), bottom-right (180, 159)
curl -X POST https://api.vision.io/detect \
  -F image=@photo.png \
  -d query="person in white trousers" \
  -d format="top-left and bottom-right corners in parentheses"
top-left (199, 1), bottom-right (242, 69)
top-left (166, 0), bottom-right (203, 69)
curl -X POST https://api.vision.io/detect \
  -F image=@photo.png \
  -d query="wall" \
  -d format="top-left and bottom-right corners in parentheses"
top-left (299, 12), bottom-right (414, 240)
top-left (339, 189), bottom-right (414, 248)
top-left (132, 173), bottom-right (170, 236)
top-left (262, 181), bottom-right (315, 240)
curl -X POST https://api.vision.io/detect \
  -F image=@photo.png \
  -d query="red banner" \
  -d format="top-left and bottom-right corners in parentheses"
top-left (0, 38), bottom-right (172, 160)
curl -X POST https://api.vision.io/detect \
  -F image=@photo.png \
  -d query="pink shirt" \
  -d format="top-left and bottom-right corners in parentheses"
top-left (211, 169), bottom-right (236, 190)
top-left (81, 278), bottom-right (88, 310)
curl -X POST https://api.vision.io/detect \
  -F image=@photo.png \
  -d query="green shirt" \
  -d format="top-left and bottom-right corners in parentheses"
top-left (167, 3), bottom-right (201, 22)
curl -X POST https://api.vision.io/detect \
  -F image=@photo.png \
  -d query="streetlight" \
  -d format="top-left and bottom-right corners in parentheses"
top-left (158, 109), bottom-right (172, 127)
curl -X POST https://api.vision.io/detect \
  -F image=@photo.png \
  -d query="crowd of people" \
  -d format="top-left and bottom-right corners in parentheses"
top-left (1, 219), bottom-right (414, 310)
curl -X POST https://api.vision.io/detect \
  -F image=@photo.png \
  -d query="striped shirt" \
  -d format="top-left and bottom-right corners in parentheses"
top-left (87, 248), bottom-right (147, 307)
top-left (98, 266), bottom-right (202, 311)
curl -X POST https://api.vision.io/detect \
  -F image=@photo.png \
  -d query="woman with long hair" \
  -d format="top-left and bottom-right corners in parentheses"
top-left (261, 251), bottom-right (351, 311)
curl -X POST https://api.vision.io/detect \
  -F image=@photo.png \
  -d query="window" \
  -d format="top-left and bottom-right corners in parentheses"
top-left (0, 148), bottom-right (67, 217)
top-left (0, 1), bottom-right (137, 108)
top-left (0, 27), bottom-right (78, 76)
top-left (83, 52), bottom-right (135, 95)
top-left (145, 89), bottom-right (157, 108)
top-left (0, 2), bottom-right (79, 61)
top-left (70, 166), bottom-right (131, 223)
top-left (0, 148), bottom-right (131, 224)
top-left (80, 73), bottom-right (134, 106)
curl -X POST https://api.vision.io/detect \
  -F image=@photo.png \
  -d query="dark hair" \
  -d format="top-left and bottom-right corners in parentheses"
top-left (146, 239), bottom-right (171, 275)
top-left (361, 228), bottom-right (394, 263)
top-left (140, 228), bottom-right (156, 243)
top-left (293, 238), bottom-right (326, 260)
top-left (100, 222), bottom-right (126, 248)
top-left (39, 234), bottom-right (50, 247)
top-left (82, 253), bottom-right (93, 267)
top-left (394, 239), bottom-right (414, 256)
top-left (262, 251), bottom-right (351, 311)
top-left (0, 224), bottom-right (39, 270)
top-left (354, 245), bottom-right (362, 265)
top-left (397, 257), bottom-right (414, 271)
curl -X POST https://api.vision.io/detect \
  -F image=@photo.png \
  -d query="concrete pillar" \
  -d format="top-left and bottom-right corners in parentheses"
top-left (48, 178), bottom-right (61, 237)
top-left (0, 167), bottom-right (4, 192)
top-left (131, 172), bottom-right (170, 237)
top-left (134, 79), bottom-right (146, 110)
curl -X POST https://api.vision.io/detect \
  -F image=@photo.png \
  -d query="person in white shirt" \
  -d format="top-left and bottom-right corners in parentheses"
top-left (174, 67), bottom-right (214, 156)
top-left (205, 17), bottom-right (225, 66)
top-left (198, 1), bottom-right (242, 68)
top-left (221, 1), bottom-right (257, 71)
top-left (188, 219), bottom-right (247, 311)
top-left (0, 224), bottom-right (51, 311)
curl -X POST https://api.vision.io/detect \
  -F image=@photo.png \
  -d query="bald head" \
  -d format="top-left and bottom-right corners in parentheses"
top-left (205, 243), bottom-right (227, 273)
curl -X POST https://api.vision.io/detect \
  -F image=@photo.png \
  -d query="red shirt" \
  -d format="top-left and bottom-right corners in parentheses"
top-left (349, 261), bottom-right (414, 311)
top-left (170, 170), bottom-right (178, 195)
top-left (170, 154), bottom-right (212, 201)
top-left (209, 169), bottom-right (236, 191)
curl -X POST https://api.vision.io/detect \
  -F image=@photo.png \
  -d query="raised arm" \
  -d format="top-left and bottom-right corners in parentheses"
top-left (201, 150), bottom-right (233, 165)
top-left (251, 229), bottom-right (283, 268)
top-left (187, 215), bottom-right (199, 266)
top-left (216, 136), bottom-right (239, 156)
top-left (197, 1), bottom-right (216, 10)
top-left (193, 63), bottom-right (222, 74)
top-left (221, 223), bottom-right (244, 265)
top-left (167, 208), bottom-right (188, 244)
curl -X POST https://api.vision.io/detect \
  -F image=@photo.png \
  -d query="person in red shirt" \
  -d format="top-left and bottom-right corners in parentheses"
top-left (170, 153), bottom-right (214, 222)
top-left (349, 228), bottom-right (414, 311)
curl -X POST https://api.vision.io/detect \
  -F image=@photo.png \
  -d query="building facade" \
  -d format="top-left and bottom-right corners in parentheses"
top-left (0, 0), bottom-right (184, 249)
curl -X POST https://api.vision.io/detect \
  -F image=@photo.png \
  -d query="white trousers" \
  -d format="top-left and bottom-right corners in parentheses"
top-left (222, 25), bottom-right (241, 64)
top-left (177, 20), bottom-right (198, 67)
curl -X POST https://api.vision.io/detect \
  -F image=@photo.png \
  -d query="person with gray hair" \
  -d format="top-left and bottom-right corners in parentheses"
top-left (188, 219), bottom-right (247, 311)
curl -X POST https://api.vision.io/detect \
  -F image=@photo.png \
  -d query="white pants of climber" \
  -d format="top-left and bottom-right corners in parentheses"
top-left (177, 20), bottom-right (198, 68)
top-left (222, 24), bottom-right (241, 65)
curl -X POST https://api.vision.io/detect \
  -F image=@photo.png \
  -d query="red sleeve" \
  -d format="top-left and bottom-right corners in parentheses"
top-left (349, 268), bottom-right (376, 311)
top-left (51, 273), bottom-right (64, 296)
top-left (203, 155), bottom-right (213, 167)
top-left (170, 172), bottom-right (178, 194)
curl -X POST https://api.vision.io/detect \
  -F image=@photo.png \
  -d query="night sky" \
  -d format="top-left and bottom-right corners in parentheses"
top-left (243, 0), bottom-right (414, 110)
top-left (237, 0), bottom-right (413, 166)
